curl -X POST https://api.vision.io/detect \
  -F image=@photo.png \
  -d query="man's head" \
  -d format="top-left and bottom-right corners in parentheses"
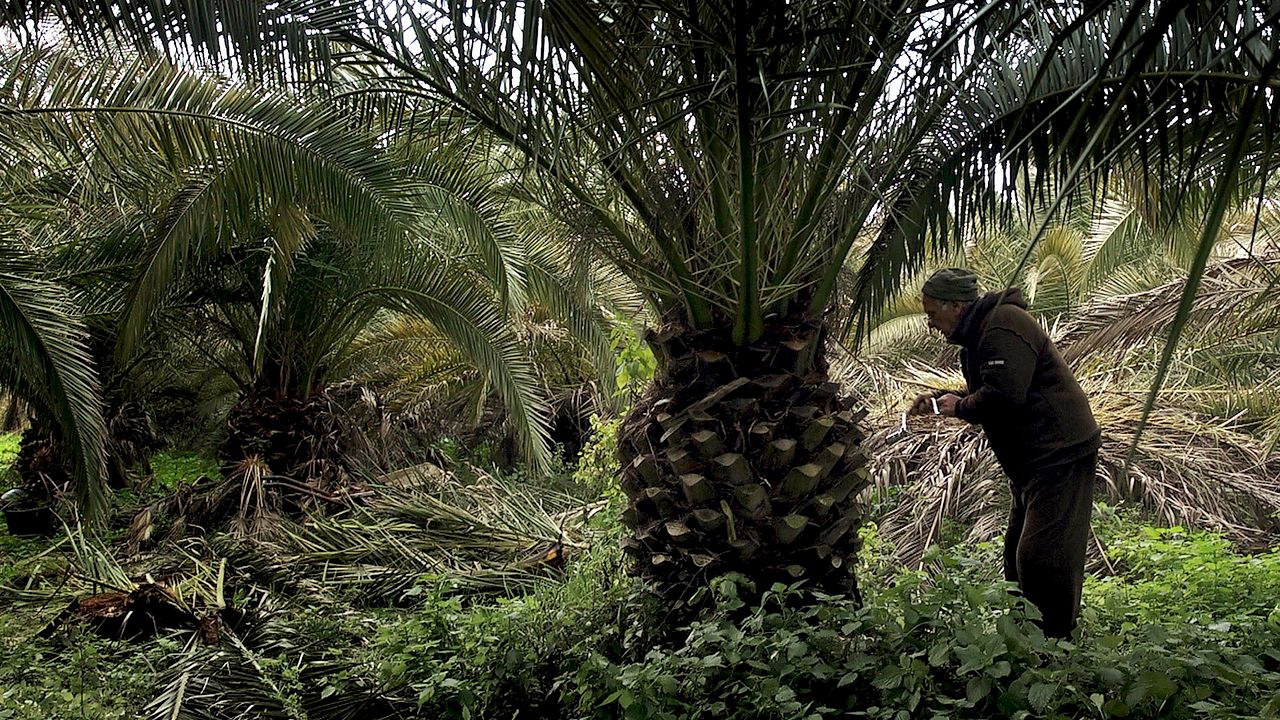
top-left (921, 267), bottom-right (979, 337)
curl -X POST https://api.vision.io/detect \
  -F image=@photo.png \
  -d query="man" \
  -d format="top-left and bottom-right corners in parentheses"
top-left (910, 267), bottom-right (1101, 639)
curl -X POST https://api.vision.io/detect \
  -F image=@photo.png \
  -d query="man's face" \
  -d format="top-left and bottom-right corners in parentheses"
top-left (922, 295), bottom-right (967, 337)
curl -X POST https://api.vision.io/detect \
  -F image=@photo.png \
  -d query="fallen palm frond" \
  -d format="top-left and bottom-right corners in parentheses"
top-left (4, 528), bottom-right (241, 643)
top-left (125, 454), bottom-right (379, 553)
top-left (142, 609), bottom-right (296, 720)
top-left (220, 462), bottom-right (606, 605)
top-left (865, 417), bottom-right (1008, 571)
top-left (1060, 256), bottom-right (1280, 364)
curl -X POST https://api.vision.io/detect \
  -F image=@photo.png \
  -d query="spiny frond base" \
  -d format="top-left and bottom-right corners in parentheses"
top-left (220, 388), bottom-right (350, 512)
top-left (126, 392), bottom-right (352, 546)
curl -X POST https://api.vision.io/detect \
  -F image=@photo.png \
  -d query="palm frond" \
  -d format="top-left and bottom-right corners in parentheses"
top-left (143, 634), bottom-right (293, 720)
top-left (225, 465), bottom-right (603, 605)
top-left (0, 49), bottom-right (432, 361)
top-left (10, 2), bottom-right (1279, 350)
top-left (0, 247), bottom-right (108, 521)
top-left (1060, 256), bottom-right (1280, 363)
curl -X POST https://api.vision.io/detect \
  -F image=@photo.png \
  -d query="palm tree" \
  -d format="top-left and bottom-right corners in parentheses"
top-left (0, 81), bottom-right (116, 522)
top-left (6, 2), bottom-right (1279, 598)
top-left (0, 48), bottom-right (607, 519)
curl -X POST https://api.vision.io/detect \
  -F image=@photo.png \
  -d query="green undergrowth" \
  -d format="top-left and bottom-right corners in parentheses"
top-left (0, 432), bottom-right (18, 491)
top-left (1, 500), bottom-right (1277, 719)
top-left (289, 515), bottom-right (1280, 720)
top-left (552, 515), bottom-right (1280, 720)
top-left (149, 449), bottom-right (220, 491)
top-left (0, 629), bottom-right (161, 719)
top-left (0, 433), bottom-right (18, 467)
top-left (1088, 506), bottom-right (1280, 633)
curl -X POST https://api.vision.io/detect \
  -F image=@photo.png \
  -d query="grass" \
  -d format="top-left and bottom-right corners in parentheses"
top-left (149, 449), bottom-right (220, 490)
top-left (0, 432), bottom-right (18, 492)
top-left (0, 432), bottom-right (18, 467)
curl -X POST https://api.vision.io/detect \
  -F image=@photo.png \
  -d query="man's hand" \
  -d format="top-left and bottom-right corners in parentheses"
top-left (908, 392), bottom-right (936, 416)
top-left (936, 393), bottom-right (963, 417)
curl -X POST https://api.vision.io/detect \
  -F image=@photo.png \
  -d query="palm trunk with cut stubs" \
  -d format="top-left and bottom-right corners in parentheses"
top-left (220, 387), bottom-right (350, 502)
top-left (14, 423), bottom-right (69, 506)
top-left (617, 317), bottom-right (870, 602)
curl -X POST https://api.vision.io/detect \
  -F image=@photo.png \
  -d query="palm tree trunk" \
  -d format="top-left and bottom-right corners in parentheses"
top-left (617, 317), bottom-right (870, 602)
top-left (220, 385), bottom-right (349, 493)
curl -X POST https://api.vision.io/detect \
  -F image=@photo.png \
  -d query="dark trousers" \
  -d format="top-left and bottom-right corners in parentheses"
top-left (1003, 452), bottom-right (1096, 639)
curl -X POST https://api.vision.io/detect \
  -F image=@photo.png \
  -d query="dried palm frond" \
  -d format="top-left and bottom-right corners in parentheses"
top-left (868, 417), bottom-right (1008, 571)
top-left (223, 463), bottom-right (605, 605)
top-left (835, 241), bottom-right (1280, 570)
top-left (1060, 256), bottom-right (1280, 364)
top-left (1089, 376), bottom-right (1280, 544)
top-left (142, 622), bottom-right (293, 720)
top-left (5, 529), bottom-right (243, 645)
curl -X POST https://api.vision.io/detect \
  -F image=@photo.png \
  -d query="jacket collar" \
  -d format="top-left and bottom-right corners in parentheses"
top-left (946, 289), bottom-right (1024, 346)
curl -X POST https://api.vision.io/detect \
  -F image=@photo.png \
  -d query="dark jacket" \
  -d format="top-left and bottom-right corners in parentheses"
top-left (947, 289), bottom-right (1100, 478)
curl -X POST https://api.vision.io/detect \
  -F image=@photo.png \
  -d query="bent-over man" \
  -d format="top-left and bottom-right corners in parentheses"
top-left (911, 267), bottom-right (1101, 639)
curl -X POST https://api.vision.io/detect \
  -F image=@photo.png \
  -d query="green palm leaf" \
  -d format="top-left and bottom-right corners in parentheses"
top-left (0, 247), bottom-right (107, 522)
top-left (355, 264), bottom-right (554, 473)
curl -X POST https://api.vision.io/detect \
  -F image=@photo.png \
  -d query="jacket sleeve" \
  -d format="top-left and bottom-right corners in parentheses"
top-left (954, 327), bottom-right (1038, 424)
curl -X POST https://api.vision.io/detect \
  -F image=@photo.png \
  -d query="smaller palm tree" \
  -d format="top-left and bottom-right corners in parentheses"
top-left (0, 48), bottom-right (609, 522)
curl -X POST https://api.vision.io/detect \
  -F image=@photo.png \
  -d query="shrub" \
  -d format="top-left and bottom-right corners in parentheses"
top-left (566, 550), bottom-right (1280, 720)
top-left (575, 415), bottom-right (622, 501)
top-left (1087, 507), bottom-right (1280, 635)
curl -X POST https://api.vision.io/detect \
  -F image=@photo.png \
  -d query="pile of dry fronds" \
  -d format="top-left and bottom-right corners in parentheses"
top-left (856, 369), bottom-right (1280, 569)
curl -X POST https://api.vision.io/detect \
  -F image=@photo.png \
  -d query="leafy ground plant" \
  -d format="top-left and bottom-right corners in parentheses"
top-left (569, 541), bottom-right (1280, 720)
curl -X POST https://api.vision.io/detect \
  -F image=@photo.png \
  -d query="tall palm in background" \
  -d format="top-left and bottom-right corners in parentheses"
top-left (3, 2), bottom-right (1279, 598)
